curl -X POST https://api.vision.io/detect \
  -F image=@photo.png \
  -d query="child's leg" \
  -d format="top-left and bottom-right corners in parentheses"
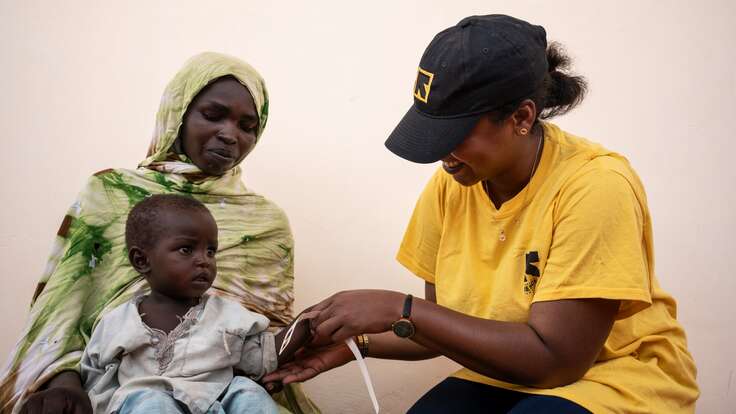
top-left (211, 376), bottom-right (279, 414)
top-left (116, 389), bottom-right (187, 413)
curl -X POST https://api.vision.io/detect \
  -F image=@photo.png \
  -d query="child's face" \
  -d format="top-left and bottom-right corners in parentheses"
top-left (145, 209), bottom-right (218, 299)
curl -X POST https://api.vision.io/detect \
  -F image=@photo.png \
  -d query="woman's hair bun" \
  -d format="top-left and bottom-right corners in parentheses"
top-left (539, 42), bottom-right (588, 119)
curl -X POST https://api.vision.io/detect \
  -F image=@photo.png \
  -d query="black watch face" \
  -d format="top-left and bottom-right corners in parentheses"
top-left (393, 319), bottom-right (415, 338)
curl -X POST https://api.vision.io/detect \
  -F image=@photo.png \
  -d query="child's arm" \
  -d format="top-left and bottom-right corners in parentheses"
top-left (236, 311), bottom-right (317, 385)
top-left (273, 314), bottom-right (314, 366)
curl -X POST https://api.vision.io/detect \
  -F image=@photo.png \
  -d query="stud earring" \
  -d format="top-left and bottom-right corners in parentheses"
top-left (519, 128), bottom-right (529, 135)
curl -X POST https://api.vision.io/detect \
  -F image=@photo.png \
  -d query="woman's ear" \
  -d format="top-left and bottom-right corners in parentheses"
top-left (512, 99), bottom-right (537, 135)
top-left (129, 247), bottom-right (151, 274)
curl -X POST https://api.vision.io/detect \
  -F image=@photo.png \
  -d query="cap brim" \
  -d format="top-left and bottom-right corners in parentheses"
top-left (385, 106), bottom-right (481, 164)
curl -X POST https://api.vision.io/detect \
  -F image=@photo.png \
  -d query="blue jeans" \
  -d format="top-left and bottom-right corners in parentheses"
top-left (116, 377), bottom-right (279, 413)
top-left (408, 377), bottom-right (591, 413)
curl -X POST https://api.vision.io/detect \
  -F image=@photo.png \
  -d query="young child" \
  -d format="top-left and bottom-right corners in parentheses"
top-left (81, 194), bottom-right (310, 414)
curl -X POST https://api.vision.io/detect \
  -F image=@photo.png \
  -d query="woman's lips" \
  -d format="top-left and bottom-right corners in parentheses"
top-left (443, 160), bottom-right (465, 175)
top-left (207, 148), bottom-right (235, 162)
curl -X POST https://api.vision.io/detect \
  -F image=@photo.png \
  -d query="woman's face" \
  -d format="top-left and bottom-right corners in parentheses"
top-left (441, 116), bottom-right (519, 186)
top-left (441, 101), bottom-right (537, 187)
top-left (180, 77), bottom-right (259, 176)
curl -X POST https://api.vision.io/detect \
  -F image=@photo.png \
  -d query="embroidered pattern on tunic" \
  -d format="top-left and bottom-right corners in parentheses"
top-left (136, 294), bottom-right (206, 375)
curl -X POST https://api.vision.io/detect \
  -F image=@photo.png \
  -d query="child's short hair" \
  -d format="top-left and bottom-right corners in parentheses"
top-left (125, 194), bottom-right (212, 250)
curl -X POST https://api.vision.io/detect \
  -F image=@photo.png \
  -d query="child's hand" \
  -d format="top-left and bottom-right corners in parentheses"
top-left (262, 381), bottom-right (283, 395)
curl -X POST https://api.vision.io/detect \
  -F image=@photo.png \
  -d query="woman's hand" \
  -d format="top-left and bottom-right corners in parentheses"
top-left (20, 371), bottom-right (92, 414)
top-left (20, 388), bottom-right (92, 414)
top-left (262, 341), bottom-right (355, 385)
top-left (308, 290), bottom-right (405, 343)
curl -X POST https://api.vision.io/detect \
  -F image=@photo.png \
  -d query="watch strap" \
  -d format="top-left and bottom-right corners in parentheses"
top-left (402, 294), bottom-right (413, 319)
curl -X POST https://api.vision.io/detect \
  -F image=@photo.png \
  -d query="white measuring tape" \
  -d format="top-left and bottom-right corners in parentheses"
top-left (345, 337), bottom-right (380, 413)
top-left (278, 314), bottom-right (302, 356)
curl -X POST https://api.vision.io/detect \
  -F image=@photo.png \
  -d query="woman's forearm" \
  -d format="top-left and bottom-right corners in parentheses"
top-left (365, 308), bottom-right (553, 385)
top-left (407, 297), bottom-right (616, 388)
top-left (410, 298), bottom-right (554, 386)
top-left (311, 288), bottom-right (615, 387)
top-left (366, 332), bottom-right (439, 361)
top-left (319, 290), bottom-right (557, 385)
top-left (354, 293), bottom-right (557, 385)
top-left (357, 282), bottom-right (440, 361)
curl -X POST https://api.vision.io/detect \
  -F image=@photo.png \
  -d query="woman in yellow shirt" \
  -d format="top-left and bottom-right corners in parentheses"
top-left (265, 14), bottom-right (699, 413)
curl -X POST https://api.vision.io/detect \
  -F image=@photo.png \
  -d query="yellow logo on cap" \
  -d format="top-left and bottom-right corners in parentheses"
top-left (413, 67), bottom-right (434, 103)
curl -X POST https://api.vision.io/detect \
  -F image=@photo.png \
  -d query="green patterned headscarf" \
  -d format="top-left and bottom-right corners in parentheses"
top-left (141, 51), bottom-right (269, 177)
top-left (0, 52), bottom-right (318, 414)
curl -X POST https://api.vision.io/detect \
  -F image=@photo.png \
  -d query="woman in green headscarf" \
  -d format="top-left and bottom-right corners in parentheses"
top-left (0, 52), bottom-right (319, 414)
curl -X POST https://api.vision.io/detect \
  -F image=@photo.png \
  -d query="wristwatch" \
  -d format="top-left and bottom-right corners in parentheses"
top-left (391, 294), bottom-right (416, 338)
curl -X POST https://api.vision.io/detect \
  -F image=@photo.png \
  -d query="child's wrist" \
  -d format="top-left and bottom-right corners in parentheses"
top-left (276, 317), bottom-right (312, 360)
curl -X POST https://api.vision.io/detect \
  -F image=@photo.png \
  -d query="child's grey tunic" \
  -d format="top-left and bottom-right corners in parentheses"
top-left (81, 293), bottom-right (277, 414)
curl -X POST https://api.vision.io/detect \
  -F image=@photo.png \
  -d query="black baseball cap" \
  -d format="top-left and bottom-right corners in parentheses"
top-left (385, 14), bottom-right (548, 163)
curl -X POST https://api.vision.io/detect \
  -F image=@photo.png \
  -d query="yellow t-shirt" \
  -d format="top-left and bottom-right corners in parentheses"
top-left (396, 123), bottom-right (699, 413)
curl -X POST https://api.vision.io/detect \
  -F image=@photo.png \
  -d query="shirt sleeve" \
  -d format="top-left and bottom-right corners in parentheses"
top-left (533, 165), bottom-right (652, 319)
top-left (237, 332), bottom-right (277, 381)
top-left (80, 319), bottom-right (105, 388)
top-left (396, 169), bottom-right (447, 283)
top-left (80, 313), bottom-right (121, 413)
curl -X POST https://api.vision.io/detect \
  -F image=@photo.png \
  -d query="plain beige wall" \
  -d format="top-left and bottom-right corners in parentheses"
top-left (1, 1), bottom-right (734, 412)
